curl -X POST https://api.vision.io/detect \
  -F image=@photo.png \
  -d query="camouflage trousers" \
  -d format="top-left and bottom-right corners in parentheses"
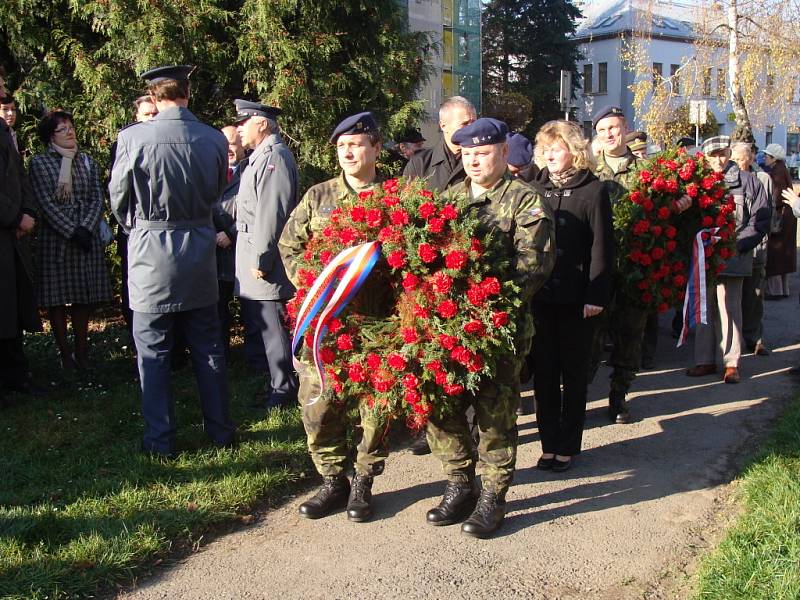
top-left (589, 294), bottom-right (651, 395)
top-left (297, 359), bottom-right (388, 478)
top-left (427, 312), bottom-right (533, 498)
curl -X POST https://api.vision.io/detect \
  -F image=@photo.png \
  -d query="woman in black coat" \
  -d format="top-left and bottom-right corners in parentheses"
top-left (530, 120), bottom-right (613, 472)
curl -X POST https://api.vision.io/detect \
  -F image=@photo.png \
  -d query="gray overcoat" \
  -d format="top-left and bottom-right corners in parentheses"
top-left (720, 163), bottom-right (770, 278)
top-left (212, 158), bottom-right (247, 283)
top-left (109, 106), bottom-right (228, 313)
top-left (235, 133), bottom-right (298, 301)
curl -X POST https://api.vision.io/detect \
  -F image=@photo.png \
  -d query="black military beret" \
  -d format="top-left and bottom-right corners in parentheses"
top-left (233, 99), bottom-right (282, 123)
top-left (451, 118), bottom-right (509, 148)
top-left (140, 65), bottom-right (194, 83)
top-left (592, 105), bottom-right (625, 129)
top-left (330, 111), bottom-right (380, 143)
top-left (507, 132), bottom-right (533, 167)
top-left (396, 128), bottom-right (425, 144)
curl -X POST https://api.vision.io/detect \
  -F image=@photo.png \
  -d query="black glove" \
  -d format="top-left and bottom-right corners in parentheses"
top-left (71, 225), bottom-right (93, 253)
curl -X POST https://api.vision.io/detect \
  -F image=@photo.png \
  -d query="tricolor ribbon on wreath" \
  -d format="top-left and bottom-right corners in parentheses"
top-left (291, 241), bottom-right (382, 405)
top-left (677, 227), bottom-right (721, 347)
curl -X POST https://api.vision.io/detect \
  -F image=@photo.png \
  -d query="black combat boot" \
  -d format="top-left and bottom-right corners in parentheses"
top-left (461, 489), bottom-right (506, 539)
top-left (298, 475), bottom-right (350, 519)
top-left (426, 480), bottom-right (478, 526)
top-left (346, 473), bottom-right (374, 522)
top-left (608, 390), bottom-right (631, 424)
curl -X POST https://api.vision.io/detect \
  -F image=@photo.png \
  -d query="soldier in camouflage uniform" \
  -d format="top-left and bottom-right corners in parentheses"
top-left (590, 106), bottom-right (690, 423)
top-left (278, 112), bottom-right (389, 524)
top-left (425, 118), bottom-right (555, 539)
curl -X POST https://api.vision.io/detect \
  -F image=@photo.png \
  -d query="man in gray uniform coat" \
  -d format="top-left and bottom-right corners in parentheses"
top-left (233, 99), bottom-right (299, 409)
top-left (109, 65), bottom-right (235, 457)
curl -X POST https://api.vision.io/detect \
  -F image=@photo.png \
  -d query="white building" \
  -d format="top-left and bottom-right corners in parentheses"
top-left (573, 0), bottom-right (800, 152)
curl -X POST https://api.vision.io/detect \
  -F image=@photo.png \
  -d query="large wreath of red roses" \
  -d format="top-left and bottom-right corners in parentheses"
top-left (614, 147), bottom-right (738, 312)
top-left (286, 177), bottom-right (521, 430)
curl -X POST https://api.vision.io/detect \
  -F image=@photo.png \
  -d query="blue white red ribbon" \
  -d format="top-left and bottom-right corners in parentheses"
top-left (677, 228), bottom-right (720, 347)
top-left (291, 241), bottom-right (382, 404)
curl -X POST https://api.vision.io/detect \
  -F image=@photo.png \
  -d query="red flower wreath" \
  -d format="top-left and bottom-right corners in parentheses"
top-left (286, 177), bottom-right (520, 430)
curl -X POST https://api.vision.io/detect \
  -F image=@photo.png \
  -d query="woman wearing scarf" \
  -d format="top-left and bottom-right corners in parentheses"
top-left (29, 111), bottom-right (111, 370)
top-left (529, 120), bottom-right (613, 472)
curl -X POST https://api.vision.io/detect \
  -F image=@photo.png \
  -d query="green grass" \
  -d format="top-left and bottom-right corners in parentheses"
top-left (694, 393), bottom-right (800, 600)
top-left (0, 320), bottom-right (312, 599)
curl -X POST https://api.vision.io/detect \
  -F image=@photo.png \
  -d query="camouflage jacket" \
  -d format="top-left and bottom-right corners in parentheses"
top-left (446, 172), bottom-right (556, 306)
top-left (595, 149), bottom-right (640, 206)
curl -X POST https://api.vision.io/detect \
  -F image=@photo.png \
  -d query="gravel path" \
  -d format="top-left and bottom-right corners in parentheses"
top-left (118, 273), bottom-right (800, 600)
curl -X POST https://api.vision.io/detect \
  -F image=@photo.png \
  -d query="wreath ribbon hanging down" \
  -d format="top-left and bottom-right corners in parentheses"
top-left (291, 241), bottom-right (382, 404)
top-left (677, 227), bottom-right (720, 347)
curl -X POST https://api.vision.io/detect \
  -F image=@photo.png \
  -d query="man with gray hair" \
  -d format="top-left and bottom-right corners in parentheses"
top-left (233, 99), bottom-right (299, 410)
top-left (730, 141), bottom-right (772, 357)
top-left (403, 95), bottom-right (476, 193)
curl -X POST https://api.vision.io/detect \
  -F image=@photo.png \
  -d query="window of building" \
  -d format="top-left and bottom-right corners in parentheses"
top-left (766, 125), bottom-right (774, 146)
top-left (583, 63), bottom-right (593, 94)
top-left (583, 120), bottom-right (593, 140)
top-left (717, 68), bottom-right (727, 98)
top-left (598, 62), bottom-right (608, 94)
top-left (652, 62), bottom-right (663, 86)
top-left (442, 28), bottom-right (453, 66)
top-left (670, 63), bottom-right (681, 94)
top-left (702, 68), bottom-right (712, 96)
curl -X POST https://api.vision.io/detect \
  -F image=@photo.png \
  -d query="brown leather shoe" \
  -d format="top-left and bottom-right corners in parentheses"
top-left (754, 342), bottom-right (770, 356)
top-left (723, 367), bottom-right (741, 384)
top-left (686, 364), bottom-right (717, 377)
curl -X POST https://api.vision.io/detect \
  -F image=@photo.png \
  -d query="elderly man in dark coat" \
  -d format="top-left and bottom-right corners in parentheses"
top-left (109, 65), bottom-right (235, 457)
top-left (0, 73), bottom-right (42, 405)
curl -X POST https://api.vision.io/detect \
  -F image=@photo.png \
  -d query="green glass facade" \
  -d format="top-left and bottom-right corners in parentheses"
top-left (442, 0), bottom-right (482, 113)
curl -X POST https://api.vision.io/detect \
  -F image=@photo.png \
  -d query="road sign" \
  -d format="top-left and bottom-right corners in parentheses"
top-left (689, 100), bottom-right (708, 125)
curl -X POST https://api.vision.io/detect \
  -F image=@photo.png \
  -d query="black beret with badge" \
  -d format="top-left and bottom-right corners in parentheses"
top-left (507, 132), bottom-right (533, 167)
top-left (329, 111), bottom-right (380, 143)
top-left (140, 65), bottom-right (195, 83)
top-left (233, 99), bottom-right (282, 123)
top-left (592, 105), bottom-right (625, 129)
top-left (451, 117), bottom-right (509, 148)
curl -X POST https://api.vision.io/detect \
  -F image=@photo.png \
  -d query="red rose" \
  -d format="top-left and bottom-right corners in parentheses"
top-left (322, 226), bottom-right (334, 238)
top-left (338, 227), bottom-right (358, 245)
top-left (402, 373), bottom-right (419, 389)
top-left (466, 285), bottom-right (487, 307)
top-left (716, 214), bottom-right (728, 227)
top-left (639, 170), bottom-right (652, 184)
top-left (427, 217), bottom-right (445, 234)
top-left (641, 292), bottom-right (653, 303)
top-left (350, 206), bottom-right (366, 222)
top-left (637, 280), bottom-right (649, 290)
top-left (651, 225), bottom-right (662, 237)
top-left (719, 247), bottom-right (732, 259)
top-left (467, 355), bottom-right (484, 373)
top-left (657, 302), bottom-right (669, 313)
top-left (660, 287), bottom-right (672, 298)
top-left (673, 261), bottom-right (685, 273)
top-left (348, 362), bottom-right (367, 383)
top-left (651, 247), bottom-right (665, 260)
top-left (445, 250), bottom-right (469, 270)
top-left (387, 352), bottom-right (408, 371)
top-left (366, 209), bottom-right (383, 228)
top-left (436, 300), bottom-right (458, 318)
top-left (630, 190), bottom-right (643, 204)
top-left (463, 319), bottom-right (486, 336)
top-left (633, 220), bottom-right (651, 235)
top-left (425, 359), bottom-right (443, 373)
top-left (418, 202), bottom-right (437, 219)
top-left (480, 277), bottom-right (501, 295)
top-left (652, 176), bottom-right (667, 192)
top-left (640, 254), bottom-right (653, 266)
top-left (390, 209), bottom-right (410, 226)
top-left (440, 204), bottom-right (458, 220)
top-left (412, 402), bottom-right (431, 415)
top-left (413, 304), bottom-right (430, 319)
top-left (438, 334), bottom-right (458, 350)
top-left (382, 195), bottom-right (400, 207)
top-left (402, 272), bottom-right (420, 291)
top-left (673, 274), bottom-right (687, 287)
top-left (421, 189), bottom-right (434, 198)
top-left (444, 383), bottom-right (464, 396)
top-left (431, 272), bottom-right (453, 294)
top-left (336, 334), bottom-right (354, 351)
top-left (665, 225), bottom-right (677, 239)
top-left (701, 175), bottom-right (715, 190)
top-left (665, 160), bottom-right (678, 171)
top-left (666, 240), bottom-right (677, 253)
top-left (702, 216), bottom-right (713, 227)
top-left (382, 178), bottom-right (399, 193)
top-left (358, 190), bottom-right (374, 201)
top-left (450, 346), bottom-right (471, 364)
top-left (371, 372), bottom-right (395, 393)
top-left (320, 347), bottom-right (336, 364)
top-left (434, 370), bottom-right (449, 385)
top-left (387, 250), bottom-right (407, 269)
top-left (303, 250), bottom-right (313, 261)
top-left (470, 238), bottom-right (483, 255)
top-left (366, 353), bottom-right (381, 370)
top-left (320, 251), bottom-right (333, 265)
top-left (418, 243), bottom-right (438, 263)
top-left (685, 183), bottom-right (699, 198)
top-left (401, 327), bottom-right (419, 344)
top-left (404, 389), bottom-right (422, 404)
top-left (492, 310), bottom-right (509, 327)
top-left (657, 206), bottom-right (671, 220)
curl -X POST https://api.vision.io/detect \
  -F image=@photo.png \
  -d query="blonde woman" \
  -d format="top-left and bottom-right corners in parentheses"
top-left (529, 120), bottom-right (613, 472)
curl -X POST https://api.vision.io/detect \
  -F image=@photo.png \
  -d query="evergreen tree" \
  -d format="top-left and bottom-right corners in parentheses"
top-left (0, 0), bottom-right (431, 185)
top-left (482, 0), bottom-right (582, 137)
